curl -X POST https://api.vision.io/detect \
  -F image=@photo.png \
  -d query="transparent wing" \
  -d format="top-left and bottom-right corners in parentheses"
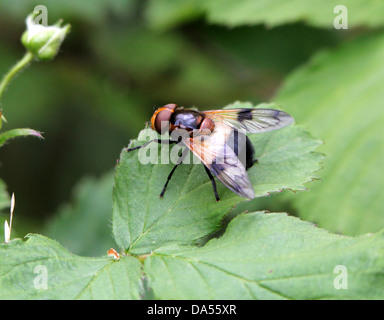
top-left (183, 124), bottom-right (255, 199)
top-left (203, 108), bottom-right (294, 134)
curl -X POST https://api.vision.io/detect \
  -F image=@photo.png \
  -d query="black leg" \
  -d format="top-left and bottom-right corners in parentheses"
top-left (126, 139), bottom-right (177, 152)
top-left (159, 148), bottom-right (189, 198)
top-left (159, 164), bottom-right (179, 198)
top-left (204, 165), bottom-right (220, 202)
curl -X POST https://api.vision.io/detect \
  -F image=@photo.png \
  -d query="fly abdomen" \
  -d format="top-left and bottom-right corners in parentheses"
top-left (228, 130), bottom-right (256, 170)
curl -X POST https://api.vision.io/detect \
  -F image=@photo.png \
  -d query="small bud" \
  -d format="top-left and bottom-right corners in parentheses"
top-left (21, 13), bottom-right (70, 61)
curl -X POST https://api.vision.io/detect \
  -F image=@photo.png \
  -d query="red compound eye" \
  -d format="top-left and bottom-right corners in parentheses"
top-left (151, 103), bottom-right (178, 134)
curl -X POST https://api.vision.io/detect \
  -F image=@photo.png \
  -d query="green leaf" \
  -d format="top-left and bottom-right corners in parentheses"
top-left (0, 234), bottom-right (142, 299)
top-left (44, 172), bottom-right (116, 257)
top-left (0, 128), bottom-right (43, 147)
top-left (112, 102), bottom-right (323, 254)
top-left (144, 212), bottom-right (384, 299)
top-left (200, 0), bottom-right (384, 28)
top-left (145, 0), bottom-right (203, 31)
top-left (275, 33), bottom-right (384, 235)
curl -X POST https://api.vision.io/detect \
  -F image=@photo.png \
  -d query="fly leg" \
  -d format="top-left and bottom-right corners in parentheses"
top-left (159, 147), bottom-right (189, 198)
top-left (204, 165), bottom-right (220, 202)
top-left (126, 139), bottom-right (178, 152)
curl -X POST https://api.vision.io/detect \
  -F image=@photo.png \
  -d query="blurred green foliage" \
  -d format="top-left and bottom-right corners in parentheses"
top-left (0, 0), bottom-right (382, 257)
top-left (276, 34), bottom-right (384, 235)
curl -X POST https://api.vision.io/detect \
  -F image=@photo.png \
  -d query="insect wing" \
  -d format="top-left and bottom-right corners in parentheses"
top-left (203, 108), bottom-right (294, 134)
top-left (183, 124), bottom-right (255, 199)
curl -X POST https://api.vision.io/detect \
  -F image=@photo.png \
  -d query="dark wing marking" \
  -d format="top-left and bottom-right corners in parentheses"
top-left (202, 108), bottom-right (294, 134)
top-left (183, 123), bottom-right (255, 199)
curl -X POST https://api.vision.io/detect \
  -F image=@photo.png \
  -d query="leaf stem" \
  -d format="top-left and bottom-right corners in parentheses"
top-left (0, 51), bottom-right (34, 103)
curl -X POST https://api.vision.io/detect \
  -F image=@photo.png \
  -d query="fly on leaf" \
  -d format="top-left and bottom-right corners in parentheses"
top-left (127, 104), bottom-right (294, 201)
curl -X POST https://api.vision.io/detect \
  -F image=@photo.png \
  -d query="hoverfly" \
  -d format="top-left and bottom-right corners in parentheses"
top-left (127, 104), bottom-right (294, 201)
